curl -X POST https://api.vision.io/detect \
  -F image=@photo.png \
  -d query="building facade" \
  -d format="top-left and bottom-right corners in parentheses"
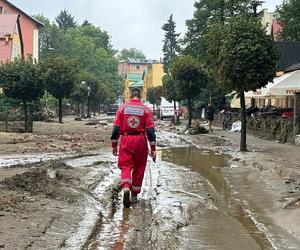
top-left (118, 59), bottom-right (159, 76)
top-left (123, 63), bottom-right (164, 102)
top-left (0, 14), bottom-right (23, 62)
top-left (0, 0), bottom-right (43, 61)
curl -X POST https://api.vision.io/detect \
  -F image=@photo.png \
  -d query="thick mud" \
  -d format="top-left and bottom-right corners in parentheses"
top-left (0, 128), bottom-right (300, 249)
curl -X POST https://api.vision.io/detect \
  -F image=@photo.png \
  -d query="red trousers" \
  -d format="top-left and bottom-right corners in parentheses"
top-left (118, 135), bottom-right (148, 195)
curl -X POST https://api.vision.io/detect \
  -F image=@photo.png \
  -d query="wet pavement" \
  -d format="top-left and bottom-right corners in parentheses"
top-left (1, 132), bottom-right (300, 249)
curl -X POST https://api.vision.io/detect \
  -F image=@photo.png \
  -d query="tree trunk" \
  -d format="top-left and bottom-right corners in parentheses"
top-left (29, 103), bottom-right (33, 133)
top-left (23, 100), bottom-right (28, 132)
top-left (87, 97), bottom-right (91, 118)
top-left (173, 101), bottom-right (179, 123)
top-left (240, 90), bottom-right (247, 151)
top-left (58, 97), bottom-right (63, 123)
top-left (93, 100), bottom-right (96, 116)
top-left (187, 98), bottom-right (192, 128)
top-left (77, 100), bottom-right (80, 117)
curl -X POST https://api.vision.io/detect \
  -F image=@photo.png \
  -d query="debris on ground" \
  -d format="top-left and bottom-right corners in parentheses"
top-left (231, 121), bottom-right (242, 132)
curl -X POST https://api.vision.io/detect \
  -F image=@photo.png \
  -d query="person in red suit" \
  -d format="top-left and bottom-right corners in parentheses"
top-left (111, 88), bottom-right (156, 208)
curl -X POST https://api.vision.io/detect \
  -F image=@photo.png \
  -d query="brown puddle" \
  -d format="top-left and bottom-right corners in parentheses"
top-left (161, 146), bottom-right (273, 249)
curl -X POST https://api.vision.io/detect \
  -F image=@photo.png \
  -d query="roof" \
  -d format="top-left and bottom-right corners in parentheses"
top-left (0, 14), bottom-right (18, 37)
top-left (126, 73), bottom-right (143, 82)
top-left (129, 80), bottom-right (144, 88)
top-left (119, 59), bottom-right (159, 64)
top-left (274, 41), bottom-right (300, 71)
top-left (285, 62), bottom-right (300, 73)
top-left (2, 0), bottom-right (43, 27)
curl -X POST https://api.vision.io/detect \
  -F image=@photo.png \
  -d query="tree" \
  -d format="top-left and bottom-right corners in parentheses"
top-left (276, 0), bottom-right (300, 41)
top-left (206, 15), bottom-right (279, 151)
top-left (250, 0), bottom-right (264, 16)
top-left (183, 0), bottom-right (252, 110)
top-left (170, 56), bottom-right (209, 127)
top-left (71, 83), bottom-right (89, 117)
top-left (184, 0), bottom-right (250, 60)
top-left (147, 86), bottom-right (163, 111)
top-left (119, 48), bottom-right (146, 61)
top-left (162, 74), bottom-right (180, 122)
top-left (36, 11), bottom-right (121, 105)
top-left (41, 56), bottom-right (79, 123)
top-left (147, 88), bottom-right (156, 111)
top-left (34, 15), bottom-right (65, 59)
top-left (0, 58), bottom-right (44, 132)
top-left (162, 14), bottom-right (180, 73)
top-left (55, 10), bottom-right (78, 32)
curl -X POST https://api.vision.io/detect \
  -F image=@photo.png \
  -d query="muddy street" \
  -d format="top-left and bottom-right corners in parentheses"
top-left (1, 123), bottom-right (300, 250)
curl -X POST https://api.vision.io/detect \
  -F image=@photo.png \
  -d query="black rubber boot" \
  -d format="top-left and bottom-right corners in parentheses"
top-left (123, 188), bottom-right (131, 208)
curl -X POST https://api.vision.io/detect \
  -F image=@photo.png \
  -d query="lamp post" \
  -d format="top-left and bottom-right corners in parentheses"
top-left (81, 81), bottom-right (86, 117)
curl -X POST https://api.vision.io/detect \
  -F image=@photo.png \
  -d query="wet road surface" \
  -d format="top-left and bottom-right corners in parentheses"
top-left (1, 133), bottom-right (300, 249)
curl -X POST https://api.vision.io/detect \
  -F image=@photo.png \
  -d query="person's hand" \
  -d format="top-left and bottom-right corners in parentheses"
top-left (151, 150), bottom-right (156, 163)
top-left (112, 147), bottom-right (118, 156)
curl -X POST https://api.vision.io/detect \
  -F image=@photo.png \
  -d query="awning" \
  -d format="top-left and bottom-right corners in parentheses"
top-left (266, 70), bottom-right (300, 96)
top-left (245, 72), bottom-right (297, 98)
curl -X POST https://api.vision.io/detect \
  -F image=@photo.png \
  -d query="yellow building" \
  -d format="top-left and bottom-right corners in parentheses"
top-left (124, 63), bottom-right (164, 102)
top-left (143, 63), bottom-right (164, 99)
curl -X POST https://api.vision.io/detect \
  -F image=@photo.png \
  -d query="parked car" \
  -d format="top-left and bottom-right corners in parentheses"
top-left (106, 104), bottom-right (119, 116)
top-left (281, 108), bottom-right (294, 118)
top-left (160, 97), bottom-right (179, 120)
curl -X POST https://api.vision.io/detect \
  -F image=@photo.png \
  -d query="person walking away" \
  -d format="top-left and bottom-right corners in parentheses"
top-left (206, 103), bottom-right (214, 132)
top-left (111, 88), bottom-right (156, 208)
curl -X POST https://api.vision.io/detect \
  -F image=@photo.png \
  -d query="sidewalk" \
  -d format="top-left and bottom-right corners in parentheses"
top-left (211, 126), bottom-right (300, 161)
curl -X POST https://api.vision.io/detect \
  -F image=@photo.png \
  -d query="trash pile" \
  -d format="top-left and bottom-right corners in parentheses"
top-left (231, 121), bottom-right (241, 132)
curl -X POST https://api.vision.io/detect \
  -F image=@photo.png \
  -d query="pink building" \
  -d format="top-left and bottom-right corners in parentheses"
top-left (0, 0), bottom-right (43, 61)
top-left (0, 14), bottom-right (23, 62)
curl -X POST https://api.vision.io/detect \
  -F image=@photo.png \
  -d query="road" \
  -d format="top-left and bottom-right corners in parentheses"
top-left (0, 118), bottom-right (300, 249)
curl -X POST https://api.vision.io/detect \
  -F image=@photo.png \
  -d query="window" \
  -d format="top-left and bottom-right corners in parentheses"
top-left (0, 7), bottom-right (3, 14)
top-left (136, 65), bottom-right (140, 69)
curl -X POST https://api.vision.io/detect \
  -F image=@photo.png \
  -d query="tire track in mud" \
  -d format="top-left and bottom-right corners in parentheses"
top-left (157, 133), bottom-right (275, 249)
top-left (62, 155), bottom-right (120, 249)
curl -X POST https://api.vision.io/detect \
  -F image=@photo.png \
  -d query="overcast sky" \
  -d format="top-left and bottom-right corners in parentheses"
top-left (11, 0), bottom-right (283, 59)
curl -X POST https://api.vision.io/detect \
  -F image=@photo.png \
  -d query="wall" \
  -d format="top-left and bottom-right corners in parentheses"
top-left (0, 0), bottom-right (39, 60)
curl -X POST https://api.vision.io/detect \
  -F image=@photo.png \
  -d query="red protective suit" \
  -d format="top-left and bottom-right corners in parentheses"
top-left (112, 99), bottom-right (155, 195)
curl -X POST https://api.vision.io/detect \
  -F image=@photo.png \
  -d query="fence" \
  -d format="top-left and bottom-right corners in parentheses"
top-left (0, 103), bottom-right (35, 133)
top-left (216, 112), bottom-right (299, 143)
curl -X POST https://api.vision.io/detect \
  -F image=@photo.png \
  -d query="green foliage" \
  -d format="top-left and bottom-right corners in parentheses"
top-left (184, 0), bottom-right (251, 61)
top-left (170, 56), bottom-right (209, 126)
top-left (206, 15), bottom-right (279, 151)
top-left (119, 48), bottom-right (146, 61)
top-left (206, 15), bottom-right (279, 92)
top-left (162, 14), bottom-right (180, 73)
top-left (147, 86), bottom-right (163, 106)
top-left (147, 88), bottom-right (156, 105)
top-left (275, 0), bottom-right (300, 41)
top-left (55, 9), bottom-right (78, 32)
top-left (41, 56), bottom-right (79, 99)
top-left (71, 83), bottom-right (89, 103)
top-left (0, 57), bottom-right (44, 132)
top-left (41, 56), bottom-right (79, 122)
top-left (0, 58), bottom-right (44, 103)
top-left (171, 56), bottom-right (208, 101)
top-left (35, 11), bottom-right (121, 104)
top-left (162, 74), bottom-right (179, 103)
